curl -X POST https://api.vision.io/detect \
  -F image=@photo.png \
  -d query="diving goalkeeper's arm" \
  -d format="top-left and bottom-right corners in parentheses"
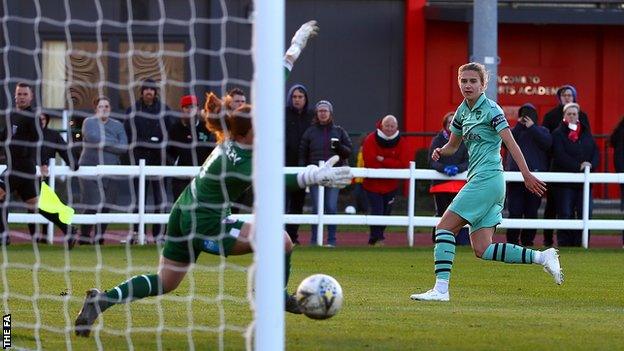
top-left (284, 20), bottom-right (319, 75)
top-left (296, 155), bottom-right (353, 189)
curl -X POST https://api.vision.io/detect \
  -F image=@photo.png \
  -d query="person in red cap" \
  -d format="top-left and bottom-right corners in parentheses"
top-left (167, 94), bottom-right (215, 199)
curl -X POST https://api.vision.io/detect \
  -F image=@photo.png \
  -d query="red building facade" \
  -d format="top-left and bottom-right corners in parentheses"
top-left (405, 0), bottom-right (624, 197)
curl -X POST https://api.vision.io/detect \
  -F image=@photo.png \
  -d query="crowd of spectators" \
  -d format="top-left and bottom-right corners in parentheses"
top-left (1, 79), bottom-right (623, 248)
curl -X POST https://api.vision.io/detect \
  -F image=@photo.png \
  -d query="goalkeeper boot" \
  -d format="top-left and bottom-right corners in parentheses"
top-left (75, 288), bottom-right (104, 337)
top-left (285, 294), bottom-right (302, 314)
top-left (410, 289), bottom-right (450, 302)
top-left (541, 248), bottom-right (564, 285)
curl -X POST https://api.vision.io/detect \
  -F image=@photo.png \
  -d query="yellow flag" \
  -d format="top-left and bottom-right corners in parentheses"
top-left (38, 182), bottom-right (74, 224)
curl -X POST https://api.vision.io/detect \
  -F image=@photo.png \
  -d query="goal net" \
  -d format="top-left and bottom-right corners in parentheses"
top-left (1, 1), bottom-right (285, 350)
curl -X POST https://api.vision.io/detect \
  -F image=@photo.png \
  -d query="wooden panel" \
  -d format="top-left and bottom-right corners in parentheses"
top-left (66, 42), bottom-right (108, 110)
top-left (119, 42), bottom-right (185, 111)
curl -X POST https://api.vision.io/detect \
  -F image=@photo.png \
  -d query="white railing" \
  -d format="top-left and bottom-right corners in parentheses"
top-left (3, 160), bottom-right (624, 249)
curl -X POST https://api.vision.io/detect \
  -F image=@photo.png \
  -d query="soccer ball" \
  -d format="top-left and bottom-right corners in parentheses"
top-left (295, 274), bottom-right (343, 320)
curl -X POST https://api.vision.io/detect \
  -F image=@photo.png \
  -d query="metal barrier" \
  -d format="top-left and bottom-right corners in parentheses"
top-left (3, 160), bottom-right (624, 248)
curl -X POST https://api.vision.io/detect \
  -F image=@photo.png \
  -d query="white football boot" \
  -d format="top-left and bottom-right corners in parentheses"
top-left (410, 289), bottom-right (450, 302)
top-left (541, 248), bottom-right (564, 285)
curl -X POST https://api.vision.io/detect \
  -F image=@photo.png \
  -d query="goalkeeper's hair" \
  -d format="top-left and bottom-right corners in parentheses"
top-left (228, 104), bottom-right (252, 140)
top-left (204, 92), bottom-right (229, 143)
top-left (204, 91), bottom-right (252, 144)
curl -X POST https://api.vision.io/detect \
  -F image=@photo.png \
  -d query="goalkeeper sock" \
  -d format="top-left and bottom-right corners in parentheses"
top-left (433, 230), bottom-right (456, 284)
top-left (481, 243), bottom-right (534, 264)
top-left (103, 274), bottom-right (162, 309)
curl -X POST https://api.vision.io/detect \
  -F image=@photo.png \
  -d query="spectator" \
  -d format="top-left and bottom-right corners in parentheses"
top-left (610, 116), bottom-right (624, 246)
top-left (505, 104), bottom-right (552, 247)
top-left (79, 96), bottom-right (128, 244)
top-left (551, 102), bottom-right (599, 247)
top-left (541, 84), bottom-right (590, 246)
top-left (299, 100), bottom-right (352, 247)
top-left (361, 115), bottom-right (409, 245)
top-left (542, 85), bottom-right (591, 133)
top-left (428, 112), bottom-right (470, 245)
top-left (124, 78), bottom-right (174, 241)
top-left (167, 95), bottom-right (215, 199)
top-left (28, 111), bottom-right (78, 241)
top-left (284, 84), bottom-right (313, 244)
top-left (224, 88), bottom-right (247, 112)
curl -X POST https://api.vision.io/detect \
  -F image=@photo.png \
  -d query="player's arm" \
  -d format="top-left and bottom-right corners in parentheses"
top-left (293, 155), bottom-right (352, 190)
top-left (500, 128), bottom-right (546, 196)
top-left (284, 20), bottom-right (319, 78)
top-left (431, 133), bottom-right (461, 161)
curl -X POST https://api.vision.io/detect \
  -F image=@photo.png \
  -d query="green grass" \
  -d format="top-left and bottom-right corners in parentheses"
top-left (2, 245), bottom-right (623, 350)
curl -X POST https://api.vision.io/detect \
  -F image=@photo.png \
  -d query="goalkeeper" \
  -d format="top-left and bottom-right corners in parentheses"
top-left (75, 20), bottom-right (342, 337)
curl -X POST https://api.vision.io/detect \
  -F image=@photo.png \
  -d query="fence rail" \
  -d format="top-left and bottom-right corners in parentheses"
top-left (3, 160), bottom-right (623, 248)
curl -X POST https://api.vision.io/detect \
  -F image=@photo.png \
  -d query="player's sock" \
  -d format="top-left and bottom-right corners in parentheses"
top-left (481, 243), bottom-right (535, 264)
top-left (102, 274), bottom-right (162, 311)
top-left (433, 229), bottom-right (456, 290)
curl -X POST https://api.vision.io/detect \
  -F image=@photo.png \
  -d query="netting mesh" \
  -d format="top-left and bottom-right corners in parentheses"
top-left (1, 1), bottom-right (257, 349)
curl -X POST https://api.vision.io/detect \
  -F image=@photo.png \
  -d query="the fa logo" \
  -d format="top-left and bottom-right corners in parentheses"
top-left (2, 314), bottom-right (10, 349)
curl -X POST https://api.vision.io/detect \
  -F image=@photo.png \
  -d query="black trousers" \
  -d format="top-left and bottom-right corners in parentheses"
top-left (285, 188), bottom-right (306, 242)
top-left (506, 182), bottom-right (542, 247)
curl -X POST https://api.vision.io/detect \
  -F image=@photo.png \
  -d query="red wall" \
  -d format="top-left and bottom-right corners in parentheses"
top-left (405, 19), bottom-right (624, 197)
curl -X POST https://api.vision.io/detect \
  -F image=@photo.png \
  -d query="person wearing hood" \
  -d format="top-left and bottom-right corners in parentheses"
top-left (551, 102), bottom-right (599, 247)
top-left (505, 104), bottom-right (552, 247)
top-left (124, 78), bottom-right (175, 242)
top-left (361, 115), bottom-right (409, 245)
top-left (284, 84), bottom-right (313, 244)
top-left (542, 85), bottom-right (590, 133)
top-left (299, 100), bottom-right (352, 247)
top-left (541, 84), bottom-right (590, 247)
top-left (428, 112), bottom-right (470, 245)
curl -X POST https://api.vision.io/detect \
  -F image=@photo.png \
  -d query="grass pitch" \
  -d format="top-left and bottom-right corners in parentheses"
top-left (1, 244), bottom-right (623, 350)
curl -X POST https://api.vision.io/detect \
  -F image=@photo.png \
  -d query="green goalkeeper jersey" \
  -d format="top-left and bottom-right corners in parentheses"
top-left (449, 93), bottom-right (509, 180)
top-left (173, 141), bottom-right (299, 228)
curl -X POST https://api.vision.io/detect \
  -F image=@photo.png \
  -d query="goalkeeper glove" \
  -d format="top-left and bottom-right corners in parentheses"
top-left (284, 20), bottom-right (319, 71)
top-left (297, 155), bottom-right (352, 189)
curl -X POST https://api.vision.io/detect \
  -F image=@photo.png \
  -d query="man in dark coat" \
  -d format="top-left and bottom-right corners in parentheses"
top-left (284, 84), bottom-right (313, 244)
top-left (124, 78), bottom-right (175, 242)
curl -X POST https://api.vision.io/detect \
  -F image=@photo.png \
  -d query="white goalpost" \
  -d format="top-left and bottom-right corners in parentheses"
top-left (1, 0), bottom-right (286, 349)
top-left (252, 0), bottom-right (285, 350)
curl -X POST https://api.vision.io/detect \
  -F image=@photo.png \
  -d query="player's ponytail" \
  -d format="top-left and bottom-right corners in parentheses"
top-left (203, 92), bottom-right (229, 143)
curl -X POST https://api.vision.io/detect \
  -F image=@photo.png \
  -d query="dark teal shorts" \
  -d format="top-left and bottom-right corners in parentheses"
top-left (162, 207), bottom-right (244, 263)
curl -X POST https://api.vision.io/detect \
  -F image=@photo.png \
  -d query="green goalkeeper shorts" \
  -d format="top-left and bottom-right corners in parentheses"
top-left (163, 207), bottom-right (243, 263)
top-left (448, 170), bottom-right (505, 234)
